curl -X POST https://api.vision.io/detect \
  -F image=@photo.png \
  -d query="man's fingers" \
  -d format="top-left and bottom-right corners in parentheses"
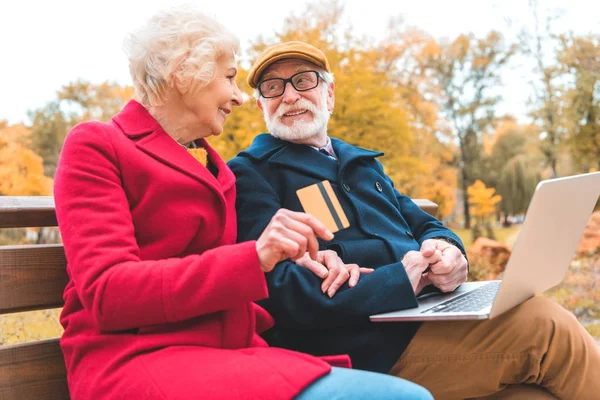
top-left (306, 233), bottom-right (319, 261)
top-left (424, 249), bottom-right (443, 265)
top-left (299, 258), bottom-right (329, 279)
top-left (420, 246), bottom-right (436, 258)
top-left (429, 259), bottom-right (452, 275)
top-left (420, 272), bottom-right (432, 287)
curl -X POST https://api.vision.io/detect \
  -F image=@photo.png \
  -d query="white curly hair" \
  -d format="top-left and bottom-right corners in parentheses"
top-left (124, 6), bottom-right (240, 106)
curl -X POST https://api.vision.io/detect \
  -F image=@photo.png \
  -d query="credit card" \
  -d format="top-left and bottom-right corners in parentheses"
top-left (296, 180), bottom-right (350, 233)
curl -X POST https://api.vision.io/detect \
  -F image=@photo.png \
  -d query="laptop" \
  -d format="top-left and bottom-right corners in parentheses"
top-left (370, 171), bottom-right (600, 322)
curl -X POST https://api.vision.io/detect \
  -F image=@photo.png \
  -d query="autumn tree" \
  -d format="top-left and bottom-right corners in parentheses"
top-left (28, 81), bottom-right (134, 177)
top-left (482, 119), bottom-right (541, 224)
top-left (377, 24), bottom-right (459, 218)
top-left (497, 155), bottom-right (540, 226)
top-left (28, 101), bottom-right (70, 177)
top-left (558, 34), bottom-right (600, 171)
top-left (415, 31), bottom-right (517, 228)
top-left (468, 180), bottom-right (502, 240)
top-left (0, 123), bottom-right (53, 196)
top-left (520, 0), bottom-right (566, 178)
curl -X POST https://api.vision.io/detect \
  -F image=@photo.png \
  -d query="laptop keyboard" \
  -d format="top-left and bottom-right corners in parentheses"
top-left (421, 281), bottom-right (501, 314)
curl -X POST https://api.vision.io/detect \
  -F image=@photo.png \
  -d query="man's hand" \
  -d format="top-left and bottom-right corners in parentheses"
top-left (420, 239), bottom-right (468, 292)
top-left (295, 250), bottom-right (374, 298)
top-left (402, 249), bottom-right (441, 295)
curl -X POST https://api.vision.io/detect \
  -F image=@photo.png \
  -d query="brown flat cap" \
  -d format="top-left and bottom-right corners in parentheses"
top-left (247, 41), bottom-right (331, 88)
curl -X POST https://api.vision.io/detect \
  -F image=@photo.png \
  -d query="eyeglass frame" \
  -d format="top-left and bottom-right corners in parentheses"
top-left (257, 70), bottom-right (326, 99)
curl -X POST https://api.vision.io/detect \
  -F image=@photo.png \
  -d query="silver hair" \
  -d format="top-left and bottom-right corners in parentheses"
top-left (124, 6), bottom-right (239, 106)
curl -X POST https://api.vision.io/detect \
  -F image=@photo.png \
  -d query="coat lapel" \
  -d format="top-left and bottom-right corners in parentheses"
top-left (332, 138), bottom-right (384, 174)
top-left (241, 133), bottom-right (385, 182)
top-left (112, 100), bottom-right (229, 195)
top-left (135, 132), bottom-right (221, 189)
top-left (268, 144), bottom-right (339, 182)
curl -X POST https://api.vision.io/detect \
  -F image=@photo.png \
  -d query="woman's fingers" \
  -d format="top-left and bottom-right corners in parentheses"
top-left (325, 265), bottom-right (350, 298)
top-left (275, 210), bottom-right (332, 260)
top-left (347, 264), bottom-right (360, 287)
top-left (278, 209), bottom-right (333, 238)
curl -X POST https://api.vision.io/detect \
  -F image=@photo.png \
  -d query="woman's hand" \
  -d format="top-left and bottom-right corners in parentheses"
top-left (256, 209), bottom-right (334, 273)
top-left (295, 251), bottom-right (374, 298)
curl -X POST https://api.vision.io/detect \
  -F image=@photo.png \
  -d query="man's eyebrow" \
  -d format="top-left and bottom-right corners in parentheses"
top-left (261, 65), bottom-right (315, 80)
top-left (261, 71), bottom-right (280, 80)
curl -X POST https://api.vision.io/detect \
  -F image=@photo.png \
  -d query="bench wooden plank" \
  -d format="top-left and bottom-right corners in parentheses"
top-left (0, 339), bottom-right (70, 400)
top-left (0, 196), bottom-right (57, 228)
top-left (0, 197), bottom-right (437, 228)
top-left (412, 199), bottom-right (437, 217)
top-left (0, 245), bottom-right (67, 314)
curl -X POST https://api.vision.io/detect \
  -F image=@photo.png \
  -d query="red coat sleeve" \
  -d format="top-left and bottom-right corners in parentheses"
top-left (54, 122), bottom-right (268, 332)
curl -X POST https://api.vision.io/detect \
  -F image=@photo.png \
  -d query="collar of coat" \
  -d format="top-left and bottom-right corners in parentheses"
top-left (111, 99), bottom-right (234, 192)
top-left (239, 133), bottom-right (384, 181)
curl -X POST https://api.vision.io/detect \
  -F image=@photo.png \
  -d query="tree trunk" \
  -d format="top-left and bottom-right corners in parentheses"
top-left (461, 163), bottom-right (471, 229)
top-left (550, 157), bottom-right (558, 179)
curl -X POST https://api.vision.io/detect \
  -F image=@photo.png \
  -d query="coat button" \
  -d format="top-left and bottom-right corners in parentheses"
top-left (342, 181), bottom-right (351, 192)
top-left (375, 182), bottom-right (383, 192)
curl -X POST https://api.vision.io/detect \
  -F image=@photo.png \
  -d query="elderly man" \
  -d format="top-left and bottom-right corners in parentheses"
top-left (228, 41), bottom-right (600, 399)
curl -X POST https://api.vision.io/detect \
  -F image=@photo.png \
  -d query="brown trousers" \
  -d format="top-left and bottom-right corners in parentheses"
top-left (390, 296), bottom-right (600, 400)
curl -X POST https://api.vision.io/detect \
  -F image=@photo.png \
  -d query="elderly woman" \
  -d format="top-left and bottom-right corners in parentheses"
top-left (53, 6), bottom-right (432, 400)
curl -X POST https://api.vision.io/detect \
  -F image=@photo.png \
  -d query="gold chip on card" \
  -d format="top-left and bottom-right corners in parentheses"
top-left (296, 180), bottom-right (350, 233)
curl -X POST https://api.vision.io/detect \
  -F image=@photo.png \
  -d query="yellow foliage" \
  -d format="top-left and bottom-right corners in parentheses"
top-left (0, 309), bottom-right (63, 345)
top-left (467, 180), bottom-right (501, 218)
top-left (0, 124), bottom-right (53, 195)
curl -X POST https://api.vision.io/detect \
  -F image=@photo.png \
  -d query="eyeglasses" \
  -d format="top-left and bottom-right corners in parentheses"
top-left (258, 70), bottom-right (324, 99)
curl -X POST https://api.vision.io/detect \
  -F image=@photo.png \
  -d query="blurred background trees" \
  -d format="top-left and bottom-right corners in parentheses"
top-left (1, 0), bottom-right (598, 226)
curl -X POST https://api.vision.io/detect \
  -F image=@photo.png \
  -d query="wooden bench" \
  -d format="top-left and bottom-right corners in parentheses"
top-left (0, 196), bottom-right (555, 399)
top-left (0, 196), bottom-right (69, 400)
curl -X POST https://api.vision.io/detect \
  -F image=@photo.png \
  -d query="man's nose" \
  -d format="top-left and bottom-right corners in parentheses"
top-left (281, 81), bottom-right (301, 104)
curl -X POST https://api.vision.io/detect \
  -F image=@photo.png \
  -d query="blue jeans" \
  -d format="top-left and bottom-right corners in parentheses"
top-left (296, 367), bottom-right (433, 399)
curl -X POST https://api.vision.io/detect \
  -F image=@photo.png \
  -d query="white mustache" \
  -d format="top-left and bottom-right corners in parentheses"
top-left (273, 98), bottom-right (319, 121)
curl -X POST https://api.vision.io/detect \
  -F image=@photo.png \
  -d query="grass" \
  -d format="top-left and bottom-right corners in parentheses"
top-left (452, 225), bottom-right (520, 248)
top-left (0, 309), bottom-right (63, 345)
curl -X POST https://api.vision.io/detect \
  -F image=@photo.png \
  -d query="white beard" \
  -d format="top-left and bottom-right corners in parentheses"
top-left (262, 87), bottom-right (330, 142)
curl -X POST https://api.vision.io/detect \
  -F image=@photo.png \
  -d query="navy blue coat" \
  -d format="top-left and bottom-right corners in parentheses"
top-left (229, 134), bottom-right (465, 373)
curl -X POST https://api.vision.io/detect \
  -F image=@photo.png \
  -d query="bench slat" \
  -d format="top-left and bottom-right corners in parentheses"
top-left (0, 245), bottom-right (68, 314)
top-left (0, 196), bottom-right (57, 228)
top-left (412, 199), bottom-right (437, 217)
top-left (0, 338), bottom-right (70, 400)
top-left (0, 197), bottom-right (436, 228)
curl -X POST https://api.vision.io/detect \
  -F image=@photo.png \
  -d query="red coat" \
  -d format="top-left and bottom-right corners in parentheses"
top-left (54, 100), bottom-right (350, 400)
